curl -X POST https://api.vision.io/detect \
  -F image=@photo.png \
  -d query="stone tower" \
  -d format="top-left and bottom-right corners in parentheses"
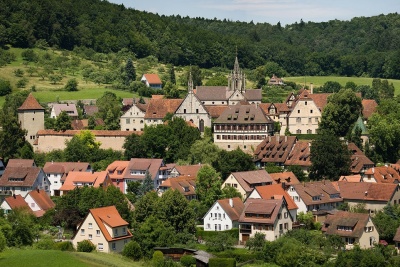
top-left (18, 93), bottom-right (45, 146)
top-left (228, 56), bottom-right (246, 92)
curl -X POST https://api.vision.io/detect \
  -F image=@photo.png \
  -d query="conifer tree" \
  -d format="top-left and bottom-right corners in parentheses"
top-left (125, 58), bottom-right (136, 85)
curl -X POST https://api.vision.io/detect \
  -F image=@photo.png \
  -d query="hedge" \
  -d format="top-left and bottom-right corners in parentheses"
top-left (209, 258), bottom-right (236, 267)
top-left (215, 251), bottom-right (262, 262)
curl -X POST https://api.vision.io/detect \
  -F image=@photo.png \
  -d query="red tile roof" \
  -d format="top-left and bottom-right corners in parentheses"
top-left (124, 158), bottom-right (164, 182)
top-left (217, 197), bottom-right (245, 221)
top-left (26, 189), bottom-right (55, 211)
top-left (214, 103), bottom-right (272, 124)
top-left (292, 181), bottom-right (343, 206)
top-left (106, 161), bottom-right (129, 180)
top-left (60, 171), bottom-right (111, 191)
top-left (322, 211), bottom-right (371, 238)
top-left (195, 86), bottom-right (230, 101)
top-left (0, 167), bottom-right (42, 187)
top-left (335, 181), bottom-right (398, 201)
top-left (239, 198), bottom-right (284, 224)
top-left (144, 98), bottom-right (183, 119)
top-left (269, 172), bottom-right (300, 186)
top-left (230, 170), bottom-right (275, 193)
top-left (37, 130), bottom-right (142, 137)
top-left (7, 159), bottom-right (35, 168)
top-left (253, 184), bottom-right (298, 211)
top-left (159, 176), bottom-right (197, 198)
top-left (362, 99), bottom-right (378, 119)
top-left (285, 140), bottom-right (312, 167)
top-left (309, 93), bottom-right (330, 112)
top-left (143, 74), bottom-right (162, 85)
top-left (363, 166), bottom-right (400, 184)
top-left (204, 105), bottom-right (229, 119)
top-left (174, 164), bottom-right (204, 178)
top-left (255, 135), bottom-right (297, 164)
top-left (18, 93), bottom-right (44, 110)
top-left (89, 206), bottom-right (132, 242)
top-left (339, 175), bottom-right (362, 182)
top-left (3, 194), bottom-right (30, 210)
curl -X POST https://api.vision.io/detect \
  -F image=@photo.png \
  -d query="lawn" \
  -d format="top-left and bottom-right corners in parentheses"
top-left (0, 248), bottom-right (144, 267)
top-left (285, 76), bottom-right (400, 95)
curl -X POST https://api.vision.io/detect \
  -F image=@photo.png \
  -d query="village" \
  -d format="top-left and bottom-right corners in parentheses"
top-left (0, 54), bottom-right (400, 267)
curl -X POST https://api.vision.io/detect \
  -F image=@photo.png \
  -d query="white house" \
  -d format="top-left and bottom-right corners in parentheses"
top-left (238, 198), bottom-right (293, 243)
top-left (50, 103), bottom-right (78, 119)
top-left (24, 189), bottom-right (55, 217)
top-left (120, 100), bottom-right (148, 132)
top-left (0, 194), bottom-right (30, 215)
top-left (203, 198), bottom-right (244, 231)
top-left (43, 162), bottom-right (92, 196)
top-left (141, 74), bottom-right (162, 89)
top-left (72, 206), bottom-right (132, 253)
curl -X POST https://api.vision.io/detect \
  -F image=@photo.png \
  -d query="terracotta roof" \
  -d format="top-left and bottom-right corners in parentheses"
top-left (106, 161), bottom-right (129, 180)
top-left (363, 166), bottom-right (400, 184)
top-left (308, 92), bottom-right (330, 112)
top-left (259, 103), bottom-right (291, 115)
top-left (362, 99), bottom-right (378, 119)
top-left (83, 105), bottom-right (98, 116)
top-left (122, 98), bottom-right (148, 107)
top-left (243, 89), bottom-right (262, 101)
top-left (89, 206), bottom-right (132, 242)
top-left (7, 159), bottom-right (35, 168)
top-left (52, 103), bottom-right (78, 117)
top-left (217, 197), bottom-right (245, 221)
top-left (268, 74), bottom-right (284, 85)
top-left (292, 181), bottom-right (343, 206)
top-left (214, 103), bottom-right (272, 124)
top-left (339, 175), bottom-right (362, 182)
top-left (37, 130), bottom-right (141, 137)
top-left (71, 119), bottom-right (104, 130)
top-left (195, 86), bottom-right (230, 101)
top-left (124, 158), bottom-right (164, 181)
top-left (26, 189), bottom-right (55, 211)
top-left (60, 171), bottom-right (111, 191)
top-left (269, 172), bottom-right (300, 186)
top-left (3, 194), bottom-right (30, 210)
top-left (144, 98), bottom-right (183, 119)
top-left (394, 226), bottom-right (400, 242)
top-left (43, 162), bottom-right (91, 182)
top-left (143, 74), bottom-right (162, 84)
top-left (335, 181), bottom-right (398, 202)
top-left (284, 140), bottom-right (312, 167)
top-left (159, 176), bottom-right (197, 197)
top-left (239, 198), bottom-right (284, 224)
top-left (174, 164), bottom-right (204, 178)
top-left (255, 135), bottom-right (297, 164)
top-left (350, 155), bottom-right (374, 174)
top-left (230, 170), bottom-right (275, 194)
top-left (322, 211), bottom-right (371, 238)
top-left (253, 184), bottom-right (298, 211)
top-left (18, 93), bottom-right (44, 110)
top-left (204, 105), bottom-right (229, 119)
top-left (0, 167), bottom-right (42, 187)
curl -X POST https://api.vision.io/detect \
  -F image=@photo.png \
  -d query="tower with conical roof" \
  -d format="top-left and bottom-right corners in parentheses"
top-left (228, 55), bottom-right (246, 92)
top-left (18, 93), bottom-right (45, 146)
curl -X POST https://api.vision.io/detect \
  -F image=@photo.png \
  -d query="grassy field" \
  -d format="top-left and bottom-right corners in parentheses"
top-left (0, 248), bottom-right (144, 267)
top-left (285, 76), bottom-right (400, 95)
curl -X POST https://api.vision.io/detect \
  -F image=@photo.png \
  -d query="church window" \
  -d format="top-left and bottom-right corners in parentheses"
top-left (184, 109), bottom-right (186, 113)
top-left (196, 109), bottom-right (199, 113)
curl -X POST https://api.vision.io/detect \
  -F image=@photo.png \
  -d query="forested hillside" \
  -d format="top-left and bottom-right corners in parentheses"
top-left (1, 0), bottom-right (400, 78)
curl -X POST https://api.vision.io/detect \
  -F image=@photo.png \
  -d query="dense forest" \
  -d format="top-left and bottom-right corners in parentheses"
top-left (1, 0), bottom-right (400, 78)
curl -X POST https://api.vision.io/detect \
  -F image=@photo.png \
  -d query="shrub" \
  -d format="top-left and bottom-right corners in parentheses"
top-left (0, 231), bottom-right (6, 252)
top-left (180, 255), bottom-right (196, 267)
top-left (65, 78), bottom-right (78, 91)
top-left (35, 237), bottom-right (55, 250)
top-left (0, 78), bottom-right (12, 96)
top-left (209, 258), bottom-right (236, 267)
top-left (55, 241), bottom-right (74, 251)
top-left (152, 251), bottom-right (164, 267)
top-left (122, 241), bottom-right (142, 261)
top-left (77, 240), bottom-right (96, 252)
top-left (16, 78), bottom-right (28, 88)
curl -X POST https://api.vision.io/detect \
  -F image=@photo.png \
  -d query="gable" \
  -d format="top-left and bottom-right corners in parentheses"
top-left (175, 93), bottom-right (209, 115)
top-left (228, 90), bottom-right (245, 101)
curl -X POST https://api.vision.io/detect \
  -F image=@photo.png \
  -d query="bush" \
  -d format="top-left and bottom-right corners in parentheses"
top-left (0, 231), bottom-right (6, 252)
top-left (77, 240), bottom-right (96, 252)
top-left (35, 237), bottom-right (55, 250)
top-left (65, 78), bottom-right (78, 91)
top-left (209, 258), bottom-right (236, 267)
top-left (55, 241), bottom-right (74, 251)
top-left (0, 78), bottom-right (12, 96)
top-left (180, 255), bottom-right (196, 267)
top-left (152, 251), bottom-right (164, 267)
top-left (16, 78), bottom-right (28, 88)
top-left (122, 241), bottom-right (142, 261)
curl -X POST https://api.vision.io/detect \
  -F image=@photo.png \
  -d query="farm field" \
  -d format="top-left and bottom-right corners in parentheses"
top-left (0, 248), bottom-right (144, 267)
top-left (285, 76), bottom-right (400, 95)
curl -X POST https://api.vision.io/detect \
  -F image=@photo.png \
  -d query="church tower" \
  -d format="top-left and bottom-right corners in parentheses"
top-left (228, 55), bottom-right (246, 92)
top-left (18, 93), bottom-right (45, 146)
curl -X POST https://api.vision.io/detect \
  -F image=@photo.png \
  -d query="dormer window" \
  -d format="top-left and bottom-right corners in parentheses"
top-left (312, 196), bottom-right (320, 201)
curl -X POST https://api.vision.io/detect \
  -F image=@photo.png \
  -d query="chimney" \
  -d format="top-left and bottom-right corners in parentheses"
top-left (276, 133), bottom-right (279, 142)
top-left (281, 182), bottom-right (286, 190)
top-left (229, 198), bottom-right (233, 208)
top-left (310, 83), bottom-right (314, 94)
top-left (285, 135), bottom-right (287, 142)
